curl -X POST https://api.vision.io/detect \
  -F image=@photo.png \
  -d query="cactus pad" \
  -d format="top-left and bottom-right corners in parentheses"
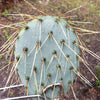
top-left (14, 16), bottom-right (79, 99)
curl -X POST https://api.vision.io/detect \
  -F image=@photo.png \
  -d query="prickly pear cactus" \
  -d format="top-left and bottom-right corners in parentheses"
top-left (15, 16), bottom-right (79, 99)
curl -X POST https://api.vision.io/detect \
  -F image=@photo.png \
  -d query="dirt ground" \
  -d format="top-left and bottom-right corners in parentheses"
top-left (0, 0), bottom-right (100, 100)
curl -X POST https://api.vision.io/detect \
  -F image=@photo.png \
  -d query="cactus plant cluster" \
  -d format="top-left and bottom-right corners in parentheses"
top-left (14, 16), bottom-right (79, 99)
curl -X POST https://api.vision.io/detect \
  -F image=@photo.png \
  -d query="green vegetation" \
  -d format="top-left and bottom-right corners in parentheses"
top-left (3, 30), bottom-right (10, 39)
top-left (96, 64), bottom-right (100, 88)
top-left (0, 55), bottom-right (2, 59)
top-left (96, 65), bottom-right (100, 80)
top-left (10, 91), bottom-right (14, 96)
top-left (85, 38), bottom-right (90, 43)
top-left (96, 81), bottom-right (100, 88)
top-left (1, 9), bottom-right (9, 17)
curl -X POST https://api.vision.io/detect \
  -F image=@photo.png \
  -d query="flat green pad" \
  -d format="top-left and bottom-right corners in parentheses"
top-left (15, 16), bottom-right (79, 99)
